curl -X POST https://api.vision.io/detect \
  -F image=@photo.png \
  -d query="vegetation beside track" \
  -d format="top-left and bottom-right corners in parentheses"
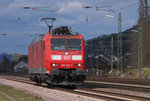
top-left (0, 84), bottom-right (44, 101)
top-left (0, 93), bottom-right (10, 101)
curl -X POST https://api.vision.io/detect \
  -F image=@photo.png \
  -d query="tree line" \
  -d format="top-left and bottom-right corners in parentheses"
top-left (0, 55), bottom-right (28, 73)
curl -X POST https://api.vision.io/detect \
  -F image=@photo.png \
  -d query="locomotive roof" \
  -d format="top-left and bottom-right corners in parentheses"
top-left (31, 34), bottom-right (45, 44)
top-left (30, 26), bottom-right (82, 45)
top-left (52, 26), bottom-right (73, 35)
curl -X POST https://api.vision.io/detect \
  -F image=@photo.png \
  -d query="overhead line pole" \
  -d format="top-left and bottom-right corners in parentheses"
top-left (138, 27), bottom-right (143, 77)
top-left (111, 36), bottom-right (114, 71)
top-left (118, 12), bottom-right (122, 72)
top-left (117, 12), bottom-right (121, 70)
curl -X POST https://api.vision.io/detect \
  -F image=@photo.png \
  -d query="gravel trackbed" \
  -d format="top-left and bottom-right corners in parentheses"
top-left (0, 78), bottom-right (102, 101)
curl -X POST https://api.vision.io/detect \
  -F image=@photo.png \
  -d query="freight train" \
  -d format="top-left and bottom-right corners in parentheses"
top-left (28, 26), bottom-right (86, 87)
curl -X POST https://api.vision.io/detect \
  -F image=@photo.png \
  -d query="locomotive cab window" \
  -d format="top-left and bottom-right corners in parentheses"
top-left (51, 38), bottom-right (81, 50)
top-left (67, 39), bottom-right (81, 50)
top-left (51, 39), bottom-right (65, 50)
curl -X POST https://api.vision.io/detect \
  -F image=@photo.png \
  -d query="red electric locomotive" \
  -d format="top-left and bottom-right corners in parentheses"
top-left (28, 26), bottom-right (86, 87)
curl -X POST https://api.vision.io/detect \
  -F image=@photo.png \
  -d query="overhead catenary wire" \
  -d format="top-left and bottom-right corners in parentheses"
top-left (73, 1), bottom-right (139, 31)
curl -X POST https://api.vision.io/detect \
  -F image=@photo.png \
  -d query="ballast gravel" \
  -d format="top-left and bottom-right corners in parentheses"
top-left (0, 78), bottom-right (102, 101)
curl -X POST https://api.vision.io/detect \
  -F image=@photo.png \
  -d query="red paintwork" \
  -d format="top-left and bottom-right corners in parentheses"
top-left (28, 32), bottom-right (86, 74)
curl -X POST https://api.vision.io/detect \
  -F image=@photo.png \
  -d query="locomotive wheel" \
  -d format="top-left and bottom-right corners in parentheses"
top-left (48, 83), bottom-right (54, 89)
top-left (68, 85), bottom-right (76, 89)
top-left (36, 81), bottom-right (41, 86)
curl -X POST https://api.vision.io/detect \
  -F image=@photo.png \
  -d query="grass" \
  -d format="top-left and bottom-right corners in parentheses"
top-left (143, 68), bottom-right (150, 76)
top-left (114, 68), bottom-right (150, 78)
top-left (109, 68), bottom-right (150, 78)
top-left (127, 68), bottom-right (150, 78)
top-left (0, 93), bottom-right (10, 101)
top-left (0, 85), bottom-right (44, 101)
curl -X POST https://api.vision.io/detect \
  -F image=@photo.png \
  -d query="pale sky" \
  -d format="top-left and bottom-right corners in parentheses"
top-left (0, 0), bottom-right (143, 54)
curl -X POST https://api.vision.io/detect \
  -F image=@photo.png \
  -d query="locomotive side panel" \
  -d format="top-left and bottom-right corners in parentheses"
top-left (44, 35), bottom-right (51, 73)
top-left (28, 39), bottom-right (46, 73)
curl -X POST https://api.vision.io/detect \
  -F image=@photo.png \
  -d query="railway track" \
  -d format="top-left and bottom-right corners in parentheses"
top-left (0, 75), bottom-right (150, 101)
top-left (84, 81), bottom-right (150, 93)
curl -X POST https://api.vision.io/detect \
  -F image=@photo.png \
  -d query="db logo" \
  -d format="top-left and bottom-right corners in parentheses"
top-left (64, 56), bottom-right (70, 60)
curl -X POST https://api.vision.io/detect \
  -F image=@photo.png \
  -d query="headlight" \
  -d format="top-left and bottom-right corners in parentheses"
top-left (52, 63), bottom-right (58, 67)
top-left (75, 63), bottom-right (82, 67)
top-left (65, 52), bottom-right (69, 55)
top-left (78, 63), bottom-right (81, 67)
top-left (52, 63), bottom-right (56, 67)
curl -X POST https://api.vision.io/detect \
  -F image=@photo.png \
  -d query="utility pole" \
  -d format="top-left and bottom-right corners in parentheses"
top-left (97, 50), bottom-right (99, 69)
top-left (111, 36), bottom-right (114, 71)
top-left (117, 12), bottom-right (122, 71)
top-left (139, 0), bottom-right (150, 20)
top-left (138, 27), bottom-right (143, 76)
top-left (119, 12), bottom-right (123, 71)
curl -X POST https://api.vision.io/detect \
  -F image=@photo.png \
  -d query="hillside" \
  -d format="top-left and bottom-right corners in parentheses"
top-left (86, 27), bottom-right (135, 69)
top-left (86, 16), bottom-right (150, 70)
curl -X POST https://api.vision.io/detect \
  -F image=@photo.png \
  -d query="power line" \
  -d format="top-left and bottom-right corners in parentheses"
top-left (74, 1), bottom-right (139, 31)
top-left (45, 0), bottom-right (75, 18)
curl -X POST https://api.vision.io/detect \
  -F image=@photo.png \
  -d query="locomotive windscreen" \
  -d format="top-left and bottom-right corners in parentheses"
top-left (67, 39), bottom-right (81, 50)
top-left (51, 39), bottom-right (65, 50)
top-left (51, 39), bottom-right (81, 50)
